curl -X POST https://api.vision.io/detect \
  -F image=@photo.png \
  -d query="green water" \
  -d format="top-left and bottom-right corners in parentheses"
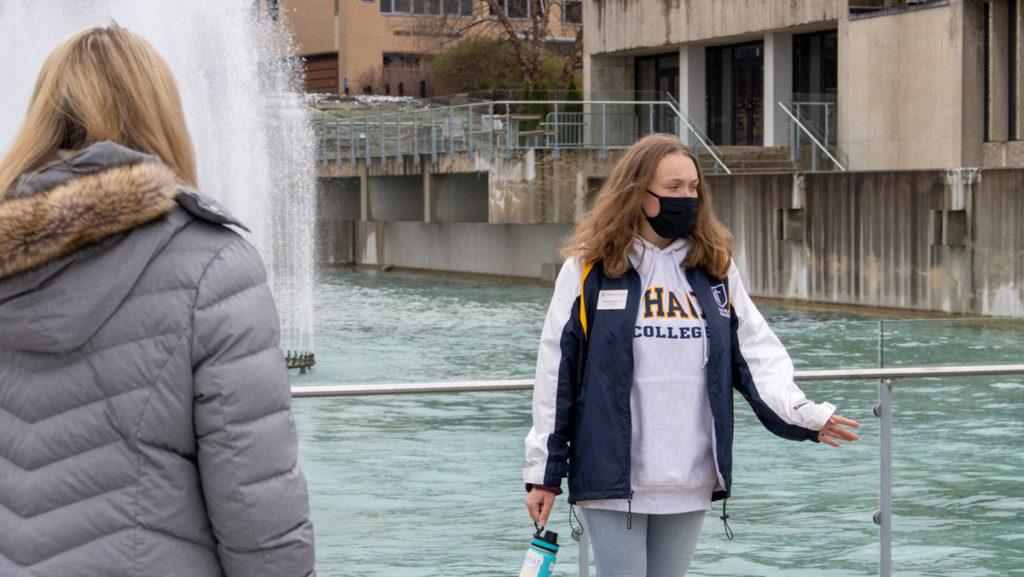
top-left (290, 268), bottom-right (1024, 577)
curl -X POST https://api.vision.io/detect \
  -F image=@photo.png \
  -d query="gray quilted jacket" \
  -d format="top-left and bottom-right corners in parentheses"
top-left (0, 142), bottom-right (315, 577)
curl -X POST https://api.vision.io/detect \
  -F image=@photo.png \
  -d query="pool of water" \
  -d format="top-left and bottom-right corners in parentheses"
top-left (290, 268), bottom-right (1024, 577)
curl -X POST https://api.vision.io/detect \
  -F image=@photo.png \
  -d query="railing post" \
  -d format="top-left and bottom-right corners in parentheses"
top-left (505, 102), bottom-right (512, 158)
top-left (413, 108), bottom-right (419, 165)
top-left (488, 101), bottom-right (495, 162)
top-left (379, 108), bottom-right (385, 159)
top-left (648, 103), bottom-right (654, 135)
top-left (789, 106), bottom-right (798, 162)
top-left (601, 102), bottom-right (608, 161)
top-left (553, 101), bottom-right (560, 160)
top-left (365, 118), bottom-right (372, 167)
top-left (825, 103), bottom-right (831, 151)
top-left (333, 119), bottom-right (341, 172)
top-left (875, 377), bottom-right (894, 577)
top-left (395, 110), bottom-right (402, 160)
top-left (431, 108), bottom-right (438, 164)
top-left (448, 108), bottom-right (455, 156)
top-left (350, 119), bottom-right (357, 167)
top-left (468, 104), bottom-right (474, 155)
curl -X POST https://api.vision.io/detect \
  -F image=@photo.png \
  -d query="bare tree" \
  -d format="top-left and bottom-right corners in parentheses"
top-left (406, 0), bottom-right (583, 93)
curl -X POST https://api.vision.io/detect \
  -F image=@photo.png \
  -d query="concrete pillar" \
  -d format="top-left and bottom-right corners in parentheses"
top-left (988, 0), bottom-right (1011, 142)
top-left (359, 162), bottom-right (369, 221)
top-left (423, 158), bottom-right (434, 224)
top-left (764, 32), bottom-right (793, 147)
top-left (961, 0), bottom-right (987, 167)
top-left (583, 54), bottom-right (635, 146)
top-left (1015, 0), bottom-right (1024, 141)
top-left (679, 44), bottom-right (707, 147)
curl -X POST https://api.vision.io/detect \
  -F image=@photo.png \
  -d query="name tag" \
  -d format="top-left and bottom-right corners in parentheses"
top-left (596, 290), bottom-right (629, 310)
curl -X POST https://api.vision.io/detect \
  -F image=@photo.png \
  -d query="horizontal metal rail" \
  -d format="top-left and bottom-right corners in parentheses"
top-left (290, 364), bottom-right (1024, 397)
top-left (291, 363), bottom-right (1024, 577)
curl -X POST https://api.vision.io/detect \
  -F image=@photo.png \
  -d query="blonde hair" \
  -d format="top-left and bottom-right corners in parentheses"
top-left (0, 23), bottom-right (196, 197)
top-left (563, 133), bottom-right (733, 279)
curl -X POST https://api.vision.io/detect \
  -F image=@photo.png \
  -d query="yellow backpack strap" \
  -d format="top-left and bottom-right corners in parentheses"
top-left (579, 261), bottom-right (595, 340)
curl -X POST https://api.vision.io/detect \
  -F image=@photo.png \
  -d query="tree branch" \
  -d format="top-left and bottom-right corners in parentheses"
top-left (484, 0), bottom-right (536, 80)
top-left (556, 25), bottom-right (583, 91)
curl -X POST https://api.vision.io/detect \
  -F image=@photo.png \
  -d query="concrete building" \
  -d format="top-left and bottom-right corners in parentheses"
top-left (279, 0), bottom-right (582, 97)
top-left (307, 0), bottom-right (1024, 317)
top-left (584, 0), bottom-right (1024, 171)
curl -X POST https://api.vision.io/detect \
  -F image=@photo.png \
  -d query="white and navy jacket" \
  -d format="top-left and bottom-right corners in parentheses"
top-left (524, 255), bottom-right (836, 503)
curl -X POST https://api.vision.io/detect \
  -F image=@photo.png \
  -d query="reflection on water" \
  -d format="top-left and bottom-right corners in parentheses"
top-left (292, 268), bottom-right (1023, 576)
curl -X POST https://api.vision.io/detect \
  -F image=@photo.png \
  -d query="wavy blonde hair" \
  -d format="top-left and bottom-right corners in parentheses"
top-left (0, 23), bottom-right (196, 197)
top-left (563, 133), bottom-right (733, 279)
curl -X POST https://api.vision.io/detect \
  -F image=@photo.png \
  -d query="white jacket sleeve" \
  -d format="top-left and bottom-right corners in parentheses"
top-left (523, 258), bottom-right (581, 487)
top-left (728, 259), bottom-right (835, 432)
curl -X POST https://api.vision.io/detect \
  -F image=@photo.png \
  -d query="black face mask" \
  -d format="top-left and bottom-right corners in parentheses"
top-left (645, 189), bottom-right (699, 240)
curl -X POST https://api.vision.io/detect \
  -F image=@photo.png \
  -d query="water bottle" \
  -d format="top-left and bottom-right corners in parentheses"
top-left (519, 524), bottom-right (559, 577)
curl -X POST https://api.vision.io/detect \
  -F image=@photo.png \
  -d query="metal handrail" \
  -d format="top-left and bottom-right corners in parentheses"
top-left (663, 92), bottom-right (731, 175)
top-left (291, 363), bottom-right (1024, 577)
top-left (290, 364), bottom-right (1024, 397)
top-left (778, 101), bottom-right (847, 171)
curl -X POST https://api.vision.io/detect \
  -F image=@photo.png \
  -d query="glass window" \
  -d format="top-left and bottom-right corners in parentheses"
top-left (381, 0), bottom-right (393, 13)
top-left (563, 0), bottom-right (582, 23)
top-left (507, 0), bottom-right (528, 18)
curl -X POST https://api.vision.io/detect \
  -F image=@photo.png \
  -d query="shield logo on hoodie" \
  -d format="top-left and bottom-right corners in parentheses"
top-left (711, 283), bottom-right (730, 317)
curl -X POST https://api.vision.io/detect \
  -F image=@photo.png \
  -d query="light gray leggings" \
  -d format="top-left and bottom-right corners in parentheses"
top-left (582, 508), bottom-right (705, 577)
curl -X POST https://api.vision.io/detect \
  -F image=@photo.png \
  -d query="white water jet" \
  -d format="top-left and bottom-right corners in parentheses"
top-left (0, 0), bottom-right (317, 353)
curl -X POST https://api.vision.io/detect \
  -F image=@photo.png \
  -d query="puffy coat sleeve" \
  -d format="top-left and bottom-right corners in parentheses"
top-left (727, 259), bottom-right (835, 441)
top-left (524, 258), bottom-right (582, 489)
top-left (191, 237), bottom-right (316, 577)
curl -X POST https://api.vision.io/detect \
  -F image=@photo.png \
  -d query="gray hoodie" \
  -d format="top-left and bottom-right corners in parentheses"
top-left (0, 142), bottom-right (315, 577)
top-left (578, 236), bottom-right (718, 514)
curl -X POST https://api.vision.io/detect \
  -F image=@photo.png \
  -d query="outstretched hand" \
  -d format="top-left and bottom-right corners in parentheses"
top-left (818, 414), bottom-right (860, 447)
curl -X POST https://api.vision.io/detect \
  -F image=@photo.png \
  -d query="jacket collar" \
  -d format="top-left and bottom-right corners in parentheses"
top-left (0, 141), bottom-right (180, 281)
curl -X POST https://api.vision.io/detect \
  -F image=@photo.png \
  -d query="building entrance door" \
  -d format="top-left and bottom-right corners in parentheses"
top-left (636, 53), bottom-right (679, 136)
top-left (732, 43), bottom-right (763, 145)
top-left (706, 41), bottom-right (763, 146)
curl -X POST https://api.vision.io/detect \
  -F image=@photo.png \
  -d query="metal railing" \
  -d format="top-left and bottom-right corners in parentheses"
top-left (663, 92), bottom-right (731, 175)
top-left (311, 99), bottom-right (732, 174)
top-left (778, 100), bottom-right (849, 171)
top-left (291, 363), bottom-right (1024, 577)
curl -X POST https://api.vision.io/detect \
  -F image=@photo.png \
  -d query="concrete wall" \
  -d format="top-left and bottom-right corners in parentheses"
top-left (317, 149), bottom-right (627, 226)
top-left (319, 164), bottom-right (1024, 316)
top-left (838, 2), bottom-right (971, 170)
top-left (709, 168), bottom-right (1023, 316)
top-left (430, 173), bottom-right (488, 223)
top-left (973, 169), bottom-right (1024, 316)
top-left (584, 0), bottom-right (842, 56)
top-left (484, 149), bottom-right (627, 224)
top-left (318, 177), bottom-right (361, 220)
top-left (358, 221), bottom-right (572, 279)
top-left (367, 175), bottom-right (424, 221)
top-left (316, 177), bottom-right (361, 264)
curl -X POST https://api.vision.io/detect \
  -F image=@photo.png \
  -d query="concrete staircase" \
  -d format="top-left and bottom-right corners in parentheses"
top-left (714, 146), bottom-right (798, 174)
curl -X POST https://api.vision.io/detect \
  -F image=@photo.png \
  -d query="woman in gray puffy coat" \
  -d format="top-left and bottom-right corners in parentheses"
top-left (0, 24), bottom-right (315, 577)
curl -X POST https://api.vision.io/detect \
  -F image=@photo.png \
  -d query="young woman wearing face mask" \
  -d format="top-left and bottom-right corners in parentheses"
top-left (522, 134), bottom-right (860, 577)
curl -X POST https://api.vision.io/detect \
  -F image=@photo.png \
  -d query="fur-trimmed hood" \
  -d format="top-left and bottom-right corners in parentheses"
top-left (0, 141), bottom-right (245, 353)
